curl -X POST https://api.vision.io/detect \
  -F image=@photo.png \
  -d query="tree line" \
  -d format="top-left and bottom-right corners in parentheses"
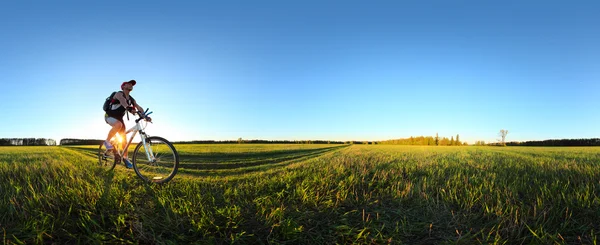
top-left (52, 136), bottom-right (470, 146)
top-left (17, 137), bottom-right (600, 147)
top-left (504, 138), bottom-right (600, 146)
top-left (59, 138), bottom-right (104, 145)
top-left (57, 138), bottom-right (347, 145)
top-left (0, 138), bottom-right (57, 146)
top-left (179, 139), bottom-right (346, 144)
top-left (377, 134), bottom-right (467, 146)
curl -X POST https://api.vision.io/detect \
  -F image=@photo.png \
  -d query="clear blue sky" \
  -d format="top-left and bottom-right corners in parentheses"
top-left (1, 0), bottom-right (598, 144)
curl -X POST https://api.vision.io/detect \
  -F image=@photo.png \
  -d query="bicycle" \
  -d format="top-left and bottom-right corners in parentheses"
top-left (98, 109), bottom-right (179, 184)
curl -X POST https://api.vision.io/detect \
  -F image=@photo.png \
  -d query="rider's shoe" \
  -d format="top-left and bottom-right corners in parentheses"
top-left (103, 140), bottom-right (114, 150)
top-left (123, 158), bottom-right (133, 169)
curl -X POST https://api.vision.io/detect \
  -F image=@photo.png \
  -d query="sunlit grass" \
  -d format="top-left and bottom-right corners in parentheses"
top-left (1, 145), bottom-right (599, 244)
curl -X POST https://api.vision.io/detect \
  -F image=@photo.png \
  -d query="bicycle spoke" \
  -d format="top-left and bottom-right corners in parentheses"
top-left (132, 136), bottom-right (179, 183)
top-left (98, 143), bottom-right (117, 171)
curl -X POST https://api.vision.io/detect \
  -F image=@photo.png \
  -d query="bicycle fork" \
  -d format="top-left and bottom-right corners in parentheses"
top-left (141, 136), bottom-right (156, 163)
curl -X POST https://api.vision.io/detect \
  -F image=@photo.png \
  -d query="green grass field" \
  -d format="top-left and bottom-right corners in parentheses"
top-left (1, 144), bottom-right (599, 244)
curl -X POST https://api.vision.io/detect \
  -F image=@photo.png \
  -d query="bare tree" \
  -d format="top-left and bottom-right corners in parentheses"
top-left (499, 129), bottom-right (509, 146)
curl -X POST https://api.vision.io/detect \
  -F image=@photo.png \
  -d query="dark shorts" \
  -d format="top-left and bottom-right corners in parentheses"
top-left (104, 114), bottom-right (125, 129)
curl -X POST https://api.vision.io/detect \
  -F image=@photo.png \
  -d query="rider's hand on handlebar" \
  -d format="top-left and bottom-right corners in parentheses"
top-left (137, 111), bottom-right (151, 122)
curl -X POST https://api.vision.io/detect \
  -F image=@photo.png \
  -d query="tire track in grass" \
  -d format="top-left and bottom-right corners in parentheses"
top-left (65, 144), bottom-right (349, 179)
top-left (178, 146), bottom-right (342, 170)
top-left (177, 145), bottom-right (348, 179)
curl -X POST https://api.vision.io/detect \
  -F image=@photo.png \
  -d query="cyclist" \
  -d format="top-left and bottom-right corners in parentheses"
top-left (103, 80), bottom-right (151, 168)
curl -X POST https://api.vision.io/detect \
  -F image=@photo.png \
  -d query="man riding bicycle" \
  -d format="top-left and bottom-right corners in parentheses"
top-left (104, 80), bottom-right (151, 168)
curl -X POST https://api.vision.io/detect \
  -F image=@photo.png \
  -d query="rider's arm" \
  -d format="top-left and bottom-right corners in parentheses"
top-left (114, 92), bottom-right (130, 109)
top-left (132, 100), bottom-right (151, 121)
top-left (133, 100), bottom-right (144, 113)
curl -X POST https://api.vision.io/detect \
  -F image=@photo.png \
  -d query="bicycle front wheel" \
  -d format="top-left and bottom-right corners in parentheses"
top-left (98, 142), bottom-right (117, 171)
top-left (132, 136), bottom-right (179, 183)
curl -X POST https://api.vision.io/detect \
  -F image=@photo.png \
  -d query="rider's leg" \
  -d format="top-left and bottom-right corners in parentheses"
top-left (105, 120), bottom-right (124, 143)
top-left (120, 127), bottom-right (129, 159)
top-left (118, 125), bottom-right (133, 168)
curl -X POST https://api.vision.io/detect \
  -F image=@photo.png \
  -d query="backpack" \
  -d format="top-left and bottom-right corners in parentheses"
top-left (103, 91), bottom-right (135, 112)
top-left (102, 91), bottom-right (118, 112)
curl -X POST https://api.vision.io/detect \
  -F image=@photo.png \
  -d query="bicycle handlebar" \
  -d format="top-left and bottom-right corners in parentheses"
top-left (135, 108), bottom-right (153, 123)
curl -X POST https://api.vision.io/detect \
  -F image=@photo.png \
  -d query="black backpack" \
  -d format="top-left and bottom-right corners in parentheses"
top-left (102, 91), bottom-right (118, 112)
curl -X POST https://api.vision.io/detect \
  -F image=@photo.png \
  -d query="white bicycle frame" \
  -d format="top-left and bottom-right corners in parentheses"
top-left (115, 116), bottom-right (155, 163)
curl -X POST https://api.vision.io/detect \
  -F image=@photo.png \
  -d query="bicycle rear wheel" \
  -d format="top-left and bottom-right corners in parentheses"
top-left (98, 142), bottom-right (117, 171)
top-left (132, 136), bottom-right (179, 183)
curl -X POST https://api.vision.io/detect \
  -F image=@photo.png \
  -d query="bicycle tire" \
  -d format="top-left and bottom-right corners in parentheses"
top-left (98, 142), bottom-right (117, 171)
top-left (132, 136), bottom-right (179, 183)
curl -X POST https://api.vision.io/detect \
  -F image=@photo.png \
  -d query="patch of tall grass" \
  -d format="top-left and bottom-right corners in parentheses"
top-left (1, 145), bottom-right (598, 244)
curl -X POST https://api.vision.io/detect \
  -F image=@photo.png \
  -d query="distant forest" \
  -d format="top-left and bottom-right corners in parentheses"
top-left (176, 139), bottom-right (347, 144)
top-left (56, 137), bottom-right (467, 145)
top-left (503, 138), bottom-right (600, 146)
top-left (0, 138), bottom-right (57, 146)
top-left (4, 137), bottom-right (600, 147)
top-left (57, 138), bottom-right (347, 145)
top-left (60, 138), bottom-right (104, 146)
top-left (376, 134), bottom-right (467, 146)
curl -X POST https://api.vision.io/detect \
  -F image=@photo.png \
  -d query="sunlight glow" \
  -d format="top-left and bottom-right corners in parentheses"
top-left (115, 133), bottom-right (124, 143)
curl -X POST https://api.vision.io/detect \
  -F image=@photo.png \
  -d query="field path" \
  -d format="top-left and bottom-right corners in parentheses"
top-left (176, 144), bottom-right (348, 178)
top-left (64, 144), bottom-right (349, 179)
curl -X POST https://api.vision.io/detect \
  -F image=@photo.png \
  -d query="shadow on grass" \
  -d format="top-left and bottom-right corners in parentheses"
top-left (178, 146), bottom-right (345, 170)
top-left (177, 145), bottom-right (347, 178)
top-left (64, 145), bottom-right (99, 153)
top-left (66, 144), bottom-right (348, 179)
